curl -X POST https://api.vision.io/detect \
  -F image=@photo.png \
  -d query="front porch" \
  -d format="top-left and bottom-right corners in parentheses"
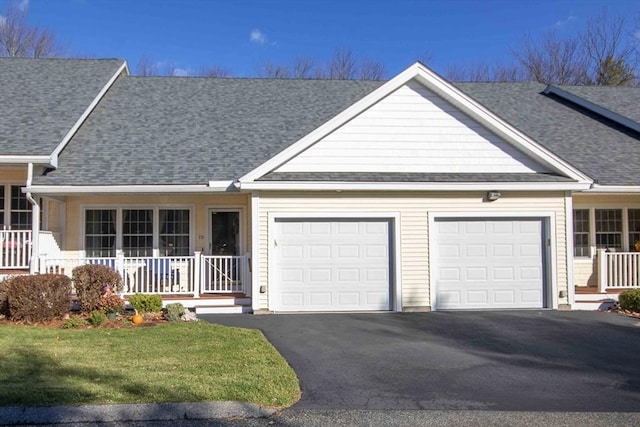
top-left (39, 252), bottom-right (253, 313)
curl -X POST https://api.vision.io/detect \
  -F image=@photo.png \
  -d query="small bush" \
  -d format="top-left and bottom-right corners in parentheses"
top-left (3, 274), bottom-right (72, 322)
top-left (72, 264), bottom-right (123, 312)
top-left (128, 293), bottom-right (163, 313)
top-left (88, 310), bottom-right (106, 326)
top-left (619, 289), bottom-right (640, 312)
top-left (61, 315), bottom-right (87, 329)
top-left (163, 303), bottom-right (185, 322)
top-left (0, 280), bottom-right (9, 317)
top-left (97, 293), bottom-right (125, 314)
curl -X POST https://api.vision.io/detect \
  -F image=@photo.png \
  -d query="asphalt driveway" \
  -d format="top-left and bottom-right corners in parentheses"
top-left (201, 311), bottom-right (640, 412)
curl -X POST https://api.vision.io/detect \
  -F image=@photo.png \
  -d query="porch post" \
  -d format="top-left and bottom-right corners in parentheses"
top-left (597, 249), bottom-right (607, 293)
top-left (193, 251), bottom-right (201, 298)
top-left (39, 254), bottom-right (47, 274)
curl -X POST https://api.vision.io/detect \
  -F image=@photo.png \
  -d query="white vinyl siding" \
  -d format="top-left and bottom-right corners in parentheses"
top-left (276, 82), bottom-right (550, 174)
top-left (257, 191), bottom-right (568, 311)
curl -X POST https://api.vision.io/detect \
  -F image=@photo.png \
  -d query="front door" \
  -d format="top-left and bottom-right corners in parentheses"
top-left (210, 211), bottom-right (239, 255)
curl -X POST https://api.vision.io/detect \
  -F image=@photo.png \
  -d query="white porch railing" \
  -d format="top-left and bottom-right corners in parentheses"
top-left (201, 255), bottom-right (249, 293)
top-left (0, 230), bottom-right (31, 269)
top-left (40, 252), bottom-right (250, 297)
top-left (597, 249), bottom-right (640, 292)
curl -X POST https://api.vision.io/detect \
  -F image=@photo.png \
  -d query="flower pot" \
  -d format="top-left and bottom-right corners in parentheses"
top-left (106, 312), bottom-right (117, 319)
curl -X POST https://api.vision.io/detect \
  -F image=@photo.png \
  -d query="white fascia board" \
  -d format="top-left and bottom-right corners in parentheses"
top-left (239, 181), bottom-right (591, 192)
top-left (583, 185), bottom-right (640, 194)
top-left (27, 184), bottom-right (231, 195)
top-left (543, 85), bottom-right (640, 134)
top-left (239, 61), bottom-right (592, 185)
top-left (0, 155), bottom-right (51, 165)
top-left (49, 60), bottom-right (129, 168)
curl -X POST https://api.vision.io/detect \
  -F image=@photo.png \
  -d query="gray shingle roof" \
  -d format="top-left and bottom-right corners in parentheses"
top-left (455, 82), bottom-right (640, 186)
top-left (29, 70), bottom-right (640, 187)
top-left (0, 58), bottom-right (125, 156)
top-left (555, 85), bottom-right (640, 123)
top-left (35, 77), bottom-right (383, 185)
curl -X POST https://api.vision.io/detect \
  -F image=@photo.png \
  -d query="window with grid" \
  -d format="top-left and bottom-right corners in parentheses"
top-left (159, 209), bottom-right (190, 256)
top-left (595, 209), bottom-right (622, 250)
top-left (85, 209), bottom-right (116, 257)
top-left (10, 185), bottom-right (31, 230)
top-left (573, 209), bottom-right (590, 257)
top-left (629, 209), bottom-right (640, 252)
top-left (123, 209), bottom-right (153, 257)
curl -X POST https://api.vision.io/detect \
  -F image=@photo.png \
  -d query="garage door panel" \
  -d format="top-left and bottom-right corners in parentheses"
top-left (274, 219), bottom-right (391, 312)
top-left (435, 218), bottom-right (545, 310)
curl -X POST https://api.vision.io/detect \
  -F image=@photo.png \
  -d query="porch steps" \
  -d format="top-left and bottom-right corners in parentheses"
top-left (574, 287), bottom-right (621, 311)
top-left (159, 294), bottom-right (253, 314)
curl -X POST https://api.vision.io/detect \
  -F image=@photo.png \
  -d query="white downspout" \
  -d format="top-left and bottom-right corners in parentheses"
top-left (26, 163), bottom-right (40, 274)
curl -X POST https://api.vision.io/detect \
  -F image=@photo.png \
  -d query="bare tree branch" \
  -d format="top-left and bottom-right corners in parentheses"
top-left (0, 0), bottom-right (61, 58)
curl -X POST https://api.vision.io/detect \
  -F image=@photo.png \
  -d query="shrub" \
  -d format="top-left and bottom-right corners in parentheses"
top-left (128, 293), bottom-right (163, 313)
top-left (163, 303), bottom-right (185, 322)
top-left (3, 274), bottom-right (72, 322)
top-left (0, 279), bottom-right (9, 317)
top-left (619, 289), bottom-right (640, 313)
top-left (72, 264), bottom-right (122, 312)
top-left (61, 315), bottom-right (87, 329)
top-left (88, 310), bottom-right (106, 326)
top-left (97, 293), bottom-right (125, 314)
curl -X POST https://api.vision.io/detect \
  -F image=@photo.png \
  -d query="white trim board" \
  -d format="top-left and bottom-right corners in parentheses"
top-left (240, 181), bottom-right (591, 192)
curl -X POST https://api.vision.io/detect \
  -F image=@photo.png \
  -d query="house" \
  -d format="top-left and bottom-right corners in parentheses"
top-left (2, 58), bottom-right (639, 313)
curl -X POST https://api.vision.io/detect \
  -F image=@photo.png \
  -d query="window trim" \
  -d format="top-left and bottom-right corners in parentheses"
top-left (82, 204), bottom-right (195, 257)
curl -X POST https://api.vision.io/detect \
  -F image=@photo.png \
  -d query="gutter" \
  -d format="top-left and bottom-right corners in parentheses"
top-left (583, 185), bottom-right (640, 194)
top-left (238, 181), bottom-right (592, 192)
top-left (25, 163), bottom-right (40, 274)
top-left (27, 182), bottom-right (236, 195)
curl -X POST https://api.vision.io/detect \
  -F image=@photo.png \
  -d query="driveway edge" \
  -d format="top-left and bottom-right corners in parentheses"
top-left (0, 401), bottom-right (275, 425)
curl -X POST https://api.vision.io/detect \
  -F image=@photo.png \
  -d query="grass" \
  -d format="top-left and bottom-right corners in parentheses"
top-left (0, 321), bottom-right (300, 408)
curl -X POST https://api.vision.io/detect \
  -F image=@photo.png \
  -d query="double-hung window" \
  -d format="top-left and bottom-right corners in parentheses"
top-left (85, 209), bottom-right (117, 257)
top-left (594, 209), bottom-right (622, 250)
top-left (573, 209), bottom-right (590, 257)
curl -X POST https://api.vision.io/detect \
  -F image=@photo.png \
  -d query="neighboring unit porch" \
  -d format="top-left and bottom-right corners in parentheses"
top-left (573, 250), bottom-right (640, 310)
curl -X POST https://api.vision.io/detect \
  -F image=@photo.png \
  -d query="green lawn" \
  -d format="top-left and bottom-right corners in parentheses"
top-left (0, 321), bottom-right (300, 408)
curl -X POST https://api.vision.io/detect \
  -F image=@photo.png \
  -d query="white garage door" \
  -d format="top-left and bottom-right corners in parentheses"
top-left (272, 219), bottom-right (391, 312)
top-left (434, 218), bottom-right (546, 310)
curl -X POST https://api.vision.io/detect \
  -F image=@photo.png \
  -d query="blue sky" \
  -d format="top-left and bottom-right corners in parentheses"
top-left (6, 0), bottom-right (640, 77)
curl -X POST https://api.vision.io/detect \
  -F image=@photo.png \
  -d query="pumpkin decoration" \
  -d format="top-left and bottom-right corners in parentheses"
top-left (131, 311), bottom-right (144, 325)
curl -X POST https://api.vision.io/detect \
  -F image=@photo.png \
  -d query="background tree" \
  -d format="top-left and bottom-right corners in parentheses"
top-left (446, 7), bottom-right (638, 85)
top-left (259, 47), bottom-right (387, 80)
top-left (0, 0), bottom-right (60, 58)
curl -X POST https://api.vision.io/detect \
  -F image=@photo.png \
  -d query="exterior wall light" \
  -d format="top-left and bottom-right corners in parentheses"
top-left (486, 191), bottom-right (501, 201)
